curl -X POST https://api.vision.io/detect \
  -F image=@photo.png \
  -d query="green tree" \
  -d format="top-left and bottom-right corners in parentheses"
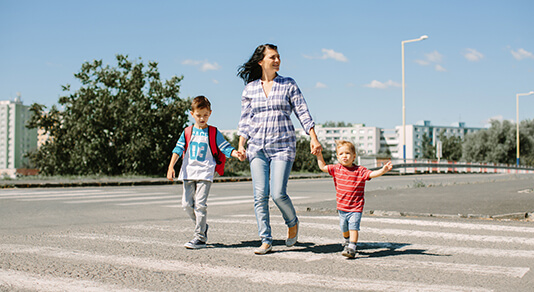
top-left (421, 133), bottom-right (435, 159)
top-left (27, 54), bottom-right (190, 176)
top-left (518, 119), bottom-right (534, 166)
top-left (462, 119), bottom-right (534, 166)
top-left (437, 130), bottom-right (463, 161)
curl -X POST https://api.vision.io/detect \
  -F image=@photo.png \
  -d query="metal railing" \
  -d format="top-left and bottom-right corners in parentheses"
top-left (362, 158), bottom-right (534, 174)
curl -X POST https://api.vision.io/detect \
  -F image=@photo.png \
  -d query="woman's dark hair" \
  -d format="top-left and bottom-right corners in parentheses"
top-left (237, 44), bottom-right (278, 84)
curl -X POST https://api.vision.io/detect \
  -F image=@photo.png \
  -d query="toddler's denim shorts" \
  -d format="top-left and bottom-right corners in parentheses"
top-left (338, 210), bottom-right (362, 232)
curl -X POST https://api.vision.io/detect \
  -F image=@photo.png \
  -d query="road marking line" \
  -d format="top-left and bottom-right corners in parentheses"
top-left (164, 196), bottom-right (308, 207)
top-left (63, 195), bottom-right (176, 204)
top-left (0, 268), bottom-right (146, 292)
top-left (116, 195), bottom-right (253, 206)
top-left (0, 244), bottom-right (491, 292)
top-left (17, 192), bottom-right (170, 201)
top-left (299, 215), bottom-right (534, 233)
top-left (0, 189), bottom-right (114, 198)
top-left (117, 199), bottom-right (179, 206)
top-left (226, 244), bottom-right (529, 278)
top-left (212, 218), bottom-right (534, 246)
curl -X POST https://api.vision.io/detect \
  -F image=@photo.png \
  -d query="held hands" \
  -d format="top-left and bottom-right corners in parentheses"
top-left (310, 139), bottom-right (323, 155)
top-left (232, 150), bottom-right (246, 161)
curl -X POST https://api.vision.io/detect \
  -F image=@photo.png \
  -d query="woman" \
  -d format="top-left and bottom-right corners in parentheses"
top-left (237, 44), bottom-right (322, 254)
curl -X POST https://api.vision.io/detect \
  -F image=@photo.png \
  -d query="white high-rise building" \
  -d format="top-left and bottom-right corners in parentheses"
top-left (396, 120), bottom-right (482, 160)
top-left (299, 124), bottom-right (382, 155)
top-left (0, 97), bottom-right (38, 175)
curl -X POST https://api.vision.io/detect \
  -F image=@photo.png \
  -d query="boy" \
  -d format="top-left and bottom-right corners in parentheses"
top-left (167, 95), bottom-right (245, 249)
top-left (315, 140), bottom-right (392, 258)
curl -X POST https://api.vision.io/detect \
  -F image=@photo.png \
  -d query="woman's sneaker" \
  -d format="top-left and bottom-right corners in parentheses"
top-left (184, 238), bottom-right (207, 249)
top-left (342, 246), bottom-right (357, 258)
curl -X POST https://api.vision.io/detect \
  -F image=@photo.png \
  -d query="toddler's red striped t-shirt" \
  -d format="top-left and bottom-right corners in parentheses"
top-left (327, 164), bottom-right (372, 212)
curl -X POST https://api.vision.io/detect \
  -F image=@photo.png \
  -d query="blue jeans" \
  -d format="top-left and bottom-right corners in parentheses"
top-left (250, 151), bottom-right (298, 245)
top-left (338, 210), bottom-right (362, 232)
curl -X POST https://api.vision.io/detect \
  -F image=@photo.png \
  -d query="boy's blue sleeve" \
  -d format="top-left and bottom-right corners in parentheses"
top-left (216, 130), bottom-right (235, 158)
top-left (172, 132), bottom-right (186, 157)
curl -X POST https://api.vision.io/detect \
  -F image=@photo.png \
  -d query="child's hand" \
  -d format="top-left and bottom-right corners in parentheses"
top-left (382, 161), bottom-right (393, 173)
top-left (238, 151), bottom-right (246, 161)
top-left (166, 167), bottom-right (175, 181)
top-left (232, 150), bottom-right (246, 162)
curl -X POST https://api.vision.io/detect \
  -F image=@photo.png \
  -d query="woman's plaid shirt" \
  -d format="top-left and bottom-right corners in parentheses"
top-left (238, 75), bottom-right (315, 162)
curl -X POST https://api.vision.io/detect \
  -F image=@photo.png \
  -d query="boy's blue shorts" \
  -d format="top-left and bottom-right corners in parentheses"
top-left (338, 210), bottom-right (362, 232)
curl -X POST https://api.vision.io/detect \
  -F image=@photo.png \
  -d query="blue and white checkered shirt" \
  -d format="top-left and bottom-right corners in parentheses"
top-left (238, 75), bottom-right (315, 162)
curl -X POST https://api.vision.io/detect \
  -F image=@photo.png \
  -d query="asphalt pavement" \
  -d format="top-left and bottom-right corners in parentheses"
top-left (2, 172), bottom-right (533, 221)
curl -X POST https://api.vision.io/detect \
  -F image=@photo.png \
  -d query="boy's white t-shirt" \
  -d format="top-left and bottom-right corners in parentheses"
top-left (178, 127), bottom-right (216, 182)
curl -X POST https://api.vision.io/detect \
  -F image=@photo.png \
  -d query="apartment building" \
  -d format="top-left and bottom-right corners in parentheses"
top-left (221, 120), bottom-right (482, 160)
top-left (396, 120), bottom-right (482, 159)
top-left (0, 98), bottom-right (38, 176)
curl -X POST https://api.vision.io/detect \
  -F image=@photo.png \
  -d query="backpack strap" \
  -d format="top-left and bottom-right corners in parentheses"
top-left (208, 125), bottom-right (226, 176)
top-left (207, 126), bottom-right (221, 164)
top-left (183, 125), bottom-right (193, 155)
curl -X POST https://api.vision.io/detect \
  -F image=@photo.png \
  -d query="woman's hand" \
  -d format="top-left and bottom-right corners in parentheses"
top-left (310, 138), bottom-right (322, 155)
top-left (308, 127), bottom-right (322, 155)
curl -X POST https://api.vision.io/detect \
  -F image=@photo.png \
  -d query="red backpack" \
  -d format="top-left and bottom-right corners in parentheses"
top-left (183, 125), bottom-right (226, 176)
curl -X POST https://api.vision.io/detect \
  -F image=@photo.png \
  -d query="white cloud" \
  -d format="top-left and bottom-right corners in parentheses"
top-left (363, 80), bottom-right (401, 89)
top-left (304, 49), bottom-right (348, 62)
top-left (426, 50), bottom-right (443, 63)
top-left (212, 79), bottom-right (219, 84)
top-left (415, 59), bottom-right (430, 66)
top-left (182, 59), bottom-right (221, 71)
top-left (511, 48), bottom-right (534, 60)
top-left (463, 48), bottom-right (484, 62)
top-left (315, 82), bottom-right (327, 88)
top-left (435, 64), bottom-right (447, 72)
top-left (415, 50), bottom-right (446, 71)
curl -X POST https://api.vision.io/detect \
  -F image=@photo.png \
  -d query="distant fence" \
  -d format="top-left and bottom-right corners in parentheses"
top-left (359, 157), bottom-right (534, 174)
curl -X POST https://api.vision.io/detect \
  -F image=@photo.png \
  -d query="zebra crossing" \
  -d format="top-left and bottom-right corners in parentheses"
top-left (0, 187), bottom-right (308, 208)
top-left (1, 207), bottom-right (533, 291)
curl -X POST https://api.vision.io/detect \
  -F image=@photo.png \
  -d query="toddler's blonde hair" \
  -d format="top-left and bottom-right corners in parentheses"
top-left (335, 140), bottom-right (356, 155)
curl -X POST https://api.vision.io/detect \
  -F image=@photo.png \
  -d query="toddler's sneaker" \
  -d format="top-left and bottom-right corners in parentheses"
top-left (342, 246), bottom-right (357, 258)
top-left (184, 238), bottom-right (207, 249)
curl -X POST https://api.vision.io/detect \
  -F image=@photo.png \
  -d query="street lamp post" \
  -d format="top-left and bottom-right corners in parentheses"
top-left (516, 91), bottom-right (534, 166)
top-left (402, 35), bottom-right (428, 162)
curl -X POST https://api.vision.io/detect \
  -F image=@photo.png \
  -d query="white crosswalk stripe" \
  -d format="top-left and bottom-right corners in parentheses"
top-left (0, 189), bottom-right (289, 207)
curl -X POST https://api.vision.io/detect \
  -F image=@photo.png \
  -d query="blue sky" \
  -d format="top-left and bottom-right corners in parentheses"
top-left (1, 0), bottom-right (533, 131)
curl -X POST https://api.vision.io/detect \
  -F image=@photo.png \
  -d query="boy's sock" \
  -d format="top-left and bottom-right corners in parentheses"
top-left (348, 242), bottom-right (357, 250)
top-left (343, 237), bottom-right (350, 246)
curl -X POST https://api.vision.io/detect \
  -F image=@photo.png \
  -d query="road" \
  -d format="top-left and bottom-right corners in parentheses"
top-left (0, 173), bottom-right (533, 291)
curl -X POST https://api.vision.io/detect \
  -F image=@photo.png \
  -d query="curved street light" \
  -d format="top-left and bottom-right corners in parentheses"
top-left (402, 35), bottom-right (428, 162)
top-left (516, 91), bottom-right (534, 166)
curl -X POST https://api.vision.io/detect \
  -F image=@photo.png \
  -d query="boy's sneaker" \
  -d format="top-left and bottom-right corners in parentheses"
top-left (184, 238), bottom-right (207, 249)
top-left (342, 238), bottom-right (350, 247)
top-left (342, 246), bottom-right (357, 258)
